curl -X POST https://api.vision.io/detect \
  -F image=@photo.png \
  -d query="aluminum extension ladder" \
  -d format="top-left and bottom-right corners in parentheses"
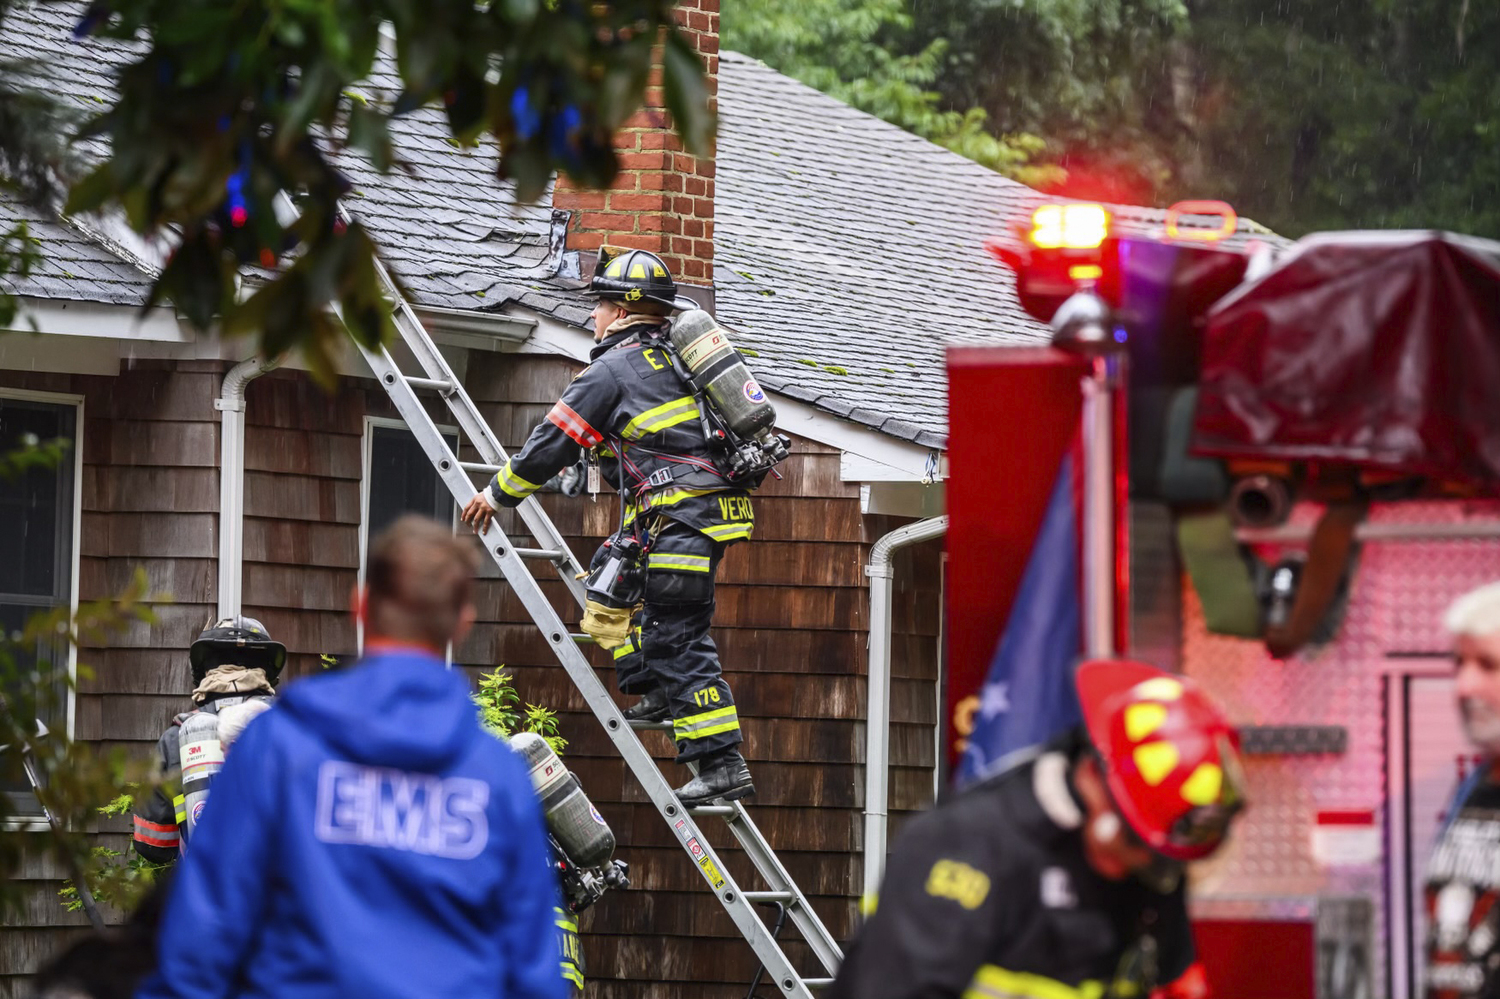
top-left (343, 249), bottom-right (843, 997)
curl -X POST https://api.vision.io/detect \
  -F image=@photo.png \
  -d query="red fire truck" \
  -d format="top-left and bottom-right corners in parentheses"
top-left (949, 203), bottom-right (1500, 999)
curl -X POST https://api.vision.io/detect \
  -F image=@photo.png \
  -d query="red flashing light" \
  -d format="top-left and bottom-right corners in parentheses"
top-left (230, 205), bottom-right (248, 228)
top-left (1030, 203), bottom-right (1111, 250)
top-left (1165, 200), bottom-right (1237, 242)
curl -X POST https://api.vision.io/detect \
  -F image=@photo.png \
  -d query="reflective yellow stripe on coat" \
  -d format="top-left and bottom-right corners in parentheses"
top-left (673, 704), bottom-right (741, 741)
top-left (493, 460), bottom-right (543, 500)
top-left (964, 966), bottom-right (1105, 999)
top-left (621, 396), bottom-right (700, 440)
top-left (647, 552), bottom-right (712, 573)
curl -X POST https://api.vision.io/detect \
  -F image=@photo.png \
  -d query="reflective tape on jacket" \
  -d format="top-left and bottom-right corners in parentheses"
top-left (701, 522), bottom-right (754, 542)
top-left (673, 705), bottom-right (741, 741)
top-left (547, 400), bottom-right (603, 447)
top-left (964, 965), bottom-right (1105, 999)
top-left (647, 552), bottom-right (712, 573)
top-left (173, 794), bottom-right (187, 826)
top-left (494, 461), bottom-right (543, 500)
top-left (133, 815), bottom-right (180, 850)
top-left (612, 633), bottom-right (639, 660)
top-left (623, 488), bottom-right (720, 523)
top-left (622, 396), bottom-right (699, 441)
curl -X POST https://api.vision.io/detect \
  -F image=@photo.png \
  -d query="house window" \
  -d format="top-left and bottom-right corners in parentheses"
top-left (0, 393), bottom-right (81, 814)
top-left (358, 419), bottom-right (460, 654)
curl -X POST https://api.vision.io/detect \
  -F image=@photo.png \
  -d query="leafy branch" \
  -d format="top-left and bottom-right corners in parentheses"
top-left (472, 667), bottom-right (566, 755)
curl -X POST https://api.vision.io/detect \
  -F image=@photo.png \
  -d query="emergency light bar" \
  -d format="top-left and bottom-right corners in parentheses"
top-left (1164, 200), bottom-right (1238, 242)
top-left (1029, 203), bottom-right (1111, 250)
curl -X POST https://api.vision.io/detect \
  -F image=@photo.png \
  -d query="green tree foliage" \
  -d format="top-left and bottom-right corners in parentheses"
top-left (915, 0), bottom-right (1188, 191)
top-left (0, 0), bottom-right (711, 381)
top-left (722, 0), bottom-right (1058, 184)
top-left (472, 667), bottom-right (566, 755)
top-left (1185, 0), bottom-right (1500, 237)
top-left (0, 433), bottom-right (160, 919)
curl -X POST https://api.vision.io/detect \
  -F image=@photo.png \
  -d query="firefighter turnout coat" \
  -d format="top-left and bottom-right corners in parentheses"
top-left (485, 315), bottom-right (753, 544)
top-left (830, 746), bottom-right (1195, 999)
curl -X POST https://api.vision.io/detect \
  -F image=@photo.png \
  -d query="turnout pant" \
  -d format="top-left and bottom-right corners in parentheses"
top-left (600, 519), bottom-right (742, 763)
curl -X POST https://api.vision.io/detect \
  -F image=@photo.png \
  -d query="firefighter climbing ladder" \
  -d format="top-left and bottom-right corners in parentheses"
top-left (344, 248), bottom-right (843, 997)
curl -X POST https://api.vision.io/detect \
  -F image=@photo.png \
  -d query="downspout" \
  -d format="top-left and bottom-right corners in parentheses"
top-left (863, 513), bottom-right (947, 907)
top-left (215, 357), bottom-right (280, 620)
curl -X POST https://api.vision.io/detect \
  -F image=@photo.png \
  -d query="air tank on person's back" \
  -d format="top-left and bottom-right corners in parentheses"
top-left (177, 710), bottom-right (224, 848)
top-left (510, 732), bottom-right (616, 869)
top-left (668, 309), bottom-right (777, 440)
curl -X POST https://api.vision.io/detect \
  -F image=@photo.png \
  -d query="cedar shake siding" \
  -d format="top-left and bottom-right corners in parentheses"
top-left (0, 352), bottom-right (943, 999)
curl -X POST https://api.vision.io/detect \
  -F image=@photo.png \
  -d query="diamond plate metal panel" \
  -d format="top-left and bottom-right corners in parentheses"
top-left (1179, 500), bottom-right (1500, 999)
top-left (1130, 501), bottom-right (1181, 672)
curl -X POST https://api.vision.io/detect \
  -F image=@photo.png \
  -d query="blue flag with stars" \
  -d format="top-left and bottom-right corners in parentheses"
top-left (955, 453), bottom-right (1083, 785)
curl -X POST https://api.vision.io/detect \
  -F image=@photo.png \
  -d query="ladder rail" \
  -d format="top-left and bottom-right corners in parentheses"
top-left (721, 800), bottom-right (844, 975)
top-left (356, 335), bottom-right (829, 998)
top-left (359, 218), bottom-right (587, 607)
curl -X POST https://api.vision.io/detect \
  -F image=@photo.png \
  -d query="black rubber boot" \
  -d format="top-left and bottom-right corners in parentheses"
top-left (675, 749), bottom-right (755, 806)
top-left (623, 686), bottom-right (670, 722)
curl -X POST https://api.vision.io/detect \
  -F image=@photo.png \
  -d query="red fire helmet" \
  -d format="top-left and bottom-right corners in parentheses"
top-left (1077, 660), bottom-right (1247, 861)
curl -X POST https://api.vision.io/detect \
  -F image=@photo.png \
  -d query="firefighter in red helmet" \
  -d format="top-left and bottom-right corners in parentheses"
top-left (829, 661), bottom-right (1246, 999)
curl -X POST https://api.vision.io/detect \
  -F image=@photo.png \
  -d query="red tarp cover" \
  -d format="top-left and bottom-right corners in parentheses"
top-left (1192, 232), bottom-right (1500, 488)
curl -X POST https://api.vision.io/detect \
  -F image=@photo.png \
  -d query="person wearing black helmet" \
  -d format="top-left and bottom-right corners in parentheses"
top-left (130, 616), bottom-right (285, 863)
top-left (461, 246), bottom-right (757, 806)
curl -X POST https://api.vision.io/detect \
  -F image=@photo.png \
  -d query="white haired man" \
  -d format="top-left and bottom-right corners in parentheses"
top-left (1425, 581), bottom-right (1500, 999)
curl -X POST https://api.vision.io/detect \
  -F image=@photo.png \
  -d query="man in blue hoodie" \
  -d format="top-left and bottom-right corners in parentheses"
top-left (138, 515), bottom-right (566, 999)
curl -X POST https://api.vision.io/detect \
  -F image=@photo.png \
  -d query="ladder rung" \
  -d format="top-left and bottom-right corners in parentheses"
top-left (629, 720), bottom-right (674, 731)
top-left (568, 633), bottom-right (596, 644)
top-left (459, 461), bottom-right (504, 475)
top-left (803, 979), bottom-right (835, 988)
top-left (687, 805), bottom-right (735, 816)
top-left (404, 376), bottom-right (455, 393)
top-left (741, 891), bottom-right (794, 903)
top-left (514, 547), bottom-right (567, 561)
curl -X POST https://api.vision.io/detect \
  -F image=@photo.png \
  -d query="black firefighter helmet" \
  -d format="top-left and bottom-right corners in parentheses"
top-left (586, 246), bottom-right (698, 312)
top-left (189, 616), bottom-right (287, 687)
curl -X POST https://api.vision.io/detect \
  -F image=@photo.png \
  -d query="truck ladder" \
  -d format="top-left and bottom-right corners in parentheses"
top-left (344, 251), bottom-right (843, 997)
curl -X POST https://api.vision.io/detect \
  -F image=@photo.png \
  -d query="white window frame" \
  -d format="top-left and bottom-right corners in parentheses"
top-left (0, 387), bottom-right (84, 827)
top-left (357, 415), bottom-right (460, 660)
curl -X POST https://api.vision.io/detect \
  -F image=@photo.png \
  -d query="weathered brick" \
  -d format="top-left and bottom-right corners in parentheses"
top-left (685, 175), bottom-right (707, 196)
top-left (557, 190), bottom-right (607, 210)
top-left (610, 233), bottom-right (670, 253)
top-left (684, 218), bottom-right (704, 238)
top-left (608, 191), bottom-right (668, 212)
top-left (618, 150), bottom-right (668, 171)
top-left (577, 211), bottom-right (628, 231)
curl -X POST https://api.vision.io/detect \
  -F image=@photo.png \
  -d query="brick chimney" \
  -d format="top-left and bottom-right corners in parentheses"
top-left (552, 0), bottom-right (718, 308)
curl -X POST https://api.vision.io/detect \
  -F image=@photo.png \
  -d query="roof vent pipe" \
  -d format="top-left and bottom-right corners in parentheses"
top-left (863, 514), bottom-right (947, 908)
top-left (215, 356), bottom-right (280, 620)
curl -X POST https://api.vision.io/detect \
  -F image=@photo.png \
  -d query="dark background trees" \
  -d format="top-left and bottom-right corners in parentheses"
top-left (725, 0), bottom-right (1500, 237)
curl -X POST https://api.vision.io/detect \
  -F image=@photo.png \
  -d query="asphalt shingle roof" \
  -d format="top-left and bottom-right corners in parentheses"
top-left (0, 4), bottom-right (591, 326)
top-left (0, 9), bottom-right (1276, 448)
top-left (713, 53), bottom-right (1050, 448)
top-left (0, 196), bottom-right (154, 307)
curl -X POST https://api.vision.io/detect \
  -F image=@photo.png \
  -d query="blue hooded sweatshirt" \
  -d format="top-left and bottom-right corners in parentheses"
top-left (138, 648), bottom-right (566, 999)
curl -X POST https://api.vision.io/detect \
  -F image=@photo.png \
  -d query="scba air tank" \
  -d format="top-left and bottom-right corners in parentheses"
top-left (177, 710), bottom-right (224, 847)
top-left (510, 732), bottom-right (616, 869)
top-left (668, 310), bottom-right (777, 440)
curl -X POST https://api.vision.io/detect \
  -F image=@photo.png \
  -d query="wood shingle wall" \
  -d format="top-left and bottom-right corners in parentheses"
top-left (0, 351), bottom-right (944, 999)
top-left (459, 352), bottom-right (943, 998)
